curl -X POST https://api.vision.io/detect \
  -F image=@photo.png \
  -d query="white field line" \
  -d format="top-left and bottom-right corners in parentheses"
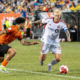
top-left (7, 68), bottom-right (80, 79)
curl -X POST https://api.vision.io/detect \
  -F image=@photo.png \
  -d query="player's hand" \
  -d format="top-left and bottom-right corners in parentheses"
top-left (31, 42), bottom-right (40, 45)
top-left (67, 38), bottom-right (71, 42)
top-left (29, 21), bottom-right (32, 25)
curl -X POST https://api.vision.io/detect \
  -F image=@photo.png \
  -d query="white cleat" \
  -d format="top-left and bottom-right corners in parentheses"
top-left (0, 66), bottom-right (8, 73)
top-left (47, 65), bottom-right (52, 71)
top-left (26, 37), bottom-right (30, 39)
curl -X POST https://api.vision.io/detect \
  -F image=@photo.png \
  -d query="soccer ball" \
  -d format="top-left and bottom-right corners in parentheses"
top-left (59, 65), bottom-right (68, 74)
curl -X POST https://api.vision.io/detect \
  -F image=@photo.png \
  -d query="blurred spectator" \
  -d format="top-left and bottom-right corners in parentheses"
top-left (12, 16), bottom-right (17, 25)
top-left (21, 7), bottom-right (27, 18)
top-left (3, 18), bottom-right (10, 30)
top-left (38, 0), bottom-right (42, 3)
top-left (33, 1), bottom-right (38, 6)
top-left (0, 0), bottom-right (3, 2)
top-left (0, 0), bottom-right (79, 14)
top-left (55, 0), bottom-right (62, 9)
top-left (73, 25), bottom-right (78, 41)
top-left (0, 1), bottom-right (4, 13)
top-left (0, 2), bottom-right (3, 8)
top-left (62, 4), bottom-right (70, 12)
top-left (68, 24), bottom-right (77, 41)
top-left (35, 7), bottom-right (42, 20)
top-left (60, 0), bottom-right (65, 5)
top-left (25, 17), bottom-right (31, 39)
top-left (67, 24), bottom-right (73, 32)
top-left (71, 3), bottom-right (80, 11)
top-left (78, 0), bottom-right (80, 3)
top-left (70, 0), bottom-right (76, 7)
top-left (17, 0), bottom-right (20, 6)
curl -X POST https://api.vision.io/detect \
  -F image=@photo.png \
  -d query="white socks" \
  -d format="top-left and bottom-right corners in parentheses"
top-left (49, 59), bottom-right (58, 66)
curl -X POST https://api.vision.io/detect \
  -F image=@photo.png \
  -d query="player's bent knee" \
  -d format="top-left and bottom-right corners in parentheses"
top-left (40, 54), bottom-right (46, 61)
top-left (42, 56), bottom-right (46, 61)
top-left (12, 49), bottom-right (17, 56)
top-left (42, 57), bottom-right (46, 61)
top-left (9, 49), bottom-right (17, 56)
top-left (40, 56), bottom-right (46, 61)
top-left (56, 58), bottom-right (61, 62)
top-left (40, 57), bottom-right (45, 61)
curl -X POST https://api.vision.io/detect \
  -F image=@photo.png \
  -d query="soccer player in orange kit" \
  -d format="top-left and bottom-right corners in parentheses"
top-left (0, 17), bottom-right (39, 73)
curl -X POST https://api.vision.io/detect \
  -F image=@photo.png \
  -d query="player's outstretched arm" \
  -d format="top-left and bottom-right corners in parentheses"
top-left (29, 20), bottom-right (41, 25)
top-left (65, 30), bottom-right (71, 42)
top-left (0, 30), bottom-right (7, 36)
top-left (20, 39), bottom-right (39, 45)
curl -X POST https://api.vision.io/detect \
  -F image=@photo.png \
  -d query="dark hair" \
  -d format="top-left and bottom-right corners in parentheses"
top-left (15, 17), bottom-right (25, 24)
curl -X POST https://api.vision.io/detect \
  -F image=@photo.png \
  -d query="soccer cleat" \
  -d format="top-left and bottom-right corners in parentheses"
top-left (47, 64), bottom-right (52, 71)
top-left (40, 61), bottom-right (43, 66)
top-left (0, 67), bottom-right (8, 73)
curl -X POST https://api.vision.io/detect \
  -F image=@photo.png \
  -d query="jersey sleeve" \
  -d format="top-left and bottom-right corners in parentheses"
top-left (41, 18), bottom-right (50, 24)
top-left (18, 32), bottom-right (23, 40)
top-left (61, 22), bottom-right (68, 32)
top-left (6, 26), bottom-right (15, 33)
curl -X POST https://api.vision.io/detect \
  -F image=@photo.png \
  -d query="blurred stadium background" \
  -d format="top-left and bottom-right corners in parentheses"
top-left (0, 0), bottom-right (80, 41)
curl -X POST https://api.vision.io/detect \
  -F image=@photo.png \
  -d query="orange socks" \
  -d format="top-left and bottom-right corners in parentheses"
top-left (1, 59), bottom-right (8, 67)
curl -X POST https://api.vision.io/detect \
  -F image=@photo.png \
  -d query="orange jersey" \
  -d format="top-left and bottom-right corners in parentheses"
top-left (0, 25), bottom-right (23, 44)
top-left (26, 23), bottom-right (31, 28)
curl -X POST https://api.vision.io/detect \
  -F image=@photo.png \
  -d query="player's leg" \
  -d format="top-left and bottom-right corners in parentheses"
top-left (0, 43), bottom-right (16, 73)
top-left (0, 48), bottom-right (16, 73)
top-left (0, 44), bottom-right (7, 63)
top-left (39, 43), bottom-right (50, 66)
top-left (4, 48), bottom-right (16, 61)
top-left (1, 48), bottom-right (16, 67)
top-left (39, 54), bottom-right (47, 66)
top-left (55, 53), bottom-right (61, 62)
top-left (47, 54), bottom-right (61, 71)
top-left (40, 54), bottom-right (47, 61)
top-left (47, 45), bottom-right (61, 71)
top-left (49, 53), bottom-right (61, 66)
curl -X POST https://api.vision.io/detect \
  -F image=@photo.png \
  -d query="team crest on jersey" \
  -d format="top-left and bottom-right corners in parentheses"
top-left (8, 27), bottom-right (11, 30)
top-left (55, 29), bottom-right (59, 33)
top-left (57, 26), bottom-right (60, 29)
top-left (49, 24), bottom-right (51, 26)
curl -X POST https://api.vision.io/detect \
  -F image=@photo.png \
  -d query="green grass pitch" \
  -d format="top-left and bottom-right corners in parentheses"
top-left (0, 39), bottom-right (80, 80)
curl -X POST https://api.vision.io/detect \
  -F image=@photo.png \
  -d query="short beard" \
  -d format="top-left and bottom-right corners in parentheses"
top-left (20, 27), bottom-right (24, 30)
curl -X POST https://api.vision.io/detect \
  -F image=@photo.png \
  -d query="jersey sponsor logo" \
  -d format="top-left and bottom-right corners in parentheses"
top-left (49, 24), bottom-right (51, 26)
top-left (8, 27), bottom-right (11, 30)
top-left (57, 26), bottom-right (60, 29)
top-left (55, 29), bottom-right (59, 33)
top-left (48, 27), bottom-right (55, 31)
top-left (45, 18), bottom-right (48, 20)
top-left (45, 17), bottom-right (53, 20)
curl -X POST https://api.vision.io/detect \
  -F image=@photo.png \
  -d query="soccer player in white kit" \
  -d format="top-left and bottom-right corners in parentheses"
top-left (30, 9), bottom-right (71, 71)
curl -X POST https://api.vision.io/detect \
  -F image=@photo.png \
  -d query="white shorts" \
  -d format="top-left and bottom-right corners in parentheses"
top-left (40, 42), bottom-right (61, 54)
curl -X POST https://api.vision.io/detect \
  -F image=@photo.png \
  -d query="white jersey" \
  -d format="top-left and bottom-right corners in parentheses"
top-left (41, 17), bottom-right (68, 45)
